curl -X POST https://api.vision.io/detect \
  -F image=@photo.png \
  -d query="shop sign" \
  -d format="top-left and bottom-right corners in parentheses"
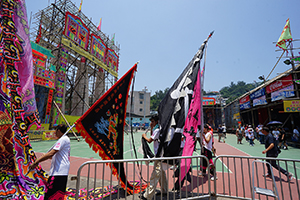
top-left (239, 95), bottom-right (250, 104)
top-left (271, 85), bottom-right (295, 102)
top-left (253, 95), bottom-right (267, 107)
top-left (239, 101), bottom-right (251, 110)
top-left (284, 100), bottom-right (300, 112)
top-left (233, 112), bottom-right (240, 120)
top-left (203, 97), bottom-right (215, 105)
top-left (250, 88), bottom-right (265, 100)
top-left (266, 74), bottom-right (293, 93)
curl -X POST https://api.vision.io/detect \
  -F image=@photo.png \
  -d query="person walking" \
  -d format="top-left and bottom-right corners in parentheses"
top-left (258, 124), bottom-right (264, 144)
top-left (248, 127), bottom-right (254, 146)
top-left (29, 124), bottom-right (70, 200)
top-left (261, 127), bottom-right (293, 181)
top-left (236, 125), bottom-right (244, 144)
top-left (200, 124), bottom-right (217, 180)
top-left (272, 127), bottom-right (280, 146)
top-left (222, 124), bottom-right (227, 138)
top-left (278, 127), bottom-right (288, 150)
top-left (141, 115), bottom-right (167, 199)
top-left (217, 124), bottom-right (224, 142)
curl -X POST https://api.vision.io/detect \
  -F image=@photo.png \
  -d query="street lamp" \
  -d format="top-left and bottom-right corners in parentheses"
top-left (284, 59), bottom-right (291, 65)
top-left (258, 75), bottom-right (266, 82)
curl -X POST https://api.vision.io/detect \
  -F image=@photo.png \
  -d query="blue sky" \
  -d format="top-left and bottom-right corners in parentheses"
top-left (25, 0), bottom-right (300, 95)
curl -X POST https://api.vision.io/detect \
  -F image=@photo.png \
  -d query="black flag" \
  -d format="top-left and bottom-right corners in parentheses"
top-left (157, 32), bottom-right (214, 158)
top-left (75, 64), bottom-right (142, 194)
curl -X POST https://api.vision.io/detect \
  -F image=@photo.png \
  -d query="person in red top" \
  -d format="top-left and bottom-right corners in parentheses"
top-left (207, 124), bottom-right (216, 156)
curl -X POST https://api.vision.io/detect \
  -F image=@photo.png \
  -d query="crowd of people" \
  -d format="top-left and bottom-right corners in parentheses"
top-left (235, 124), bottom-right (293, 150)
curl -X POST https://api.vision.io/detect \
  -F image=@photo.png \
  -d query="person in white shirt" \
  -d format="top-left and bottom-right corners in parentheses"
top-left (142, 115), bottom-right (167, 199)
top-left (222, 124), bottom-right (227, 138)
top-left (292, 127), bottom-right (300, 142)
top-left (29, 124), bottom-right (70, 200)
top-left (272, 127), bottom-right (280, 145)
top-left (248, 128), bottom-right (254, 146)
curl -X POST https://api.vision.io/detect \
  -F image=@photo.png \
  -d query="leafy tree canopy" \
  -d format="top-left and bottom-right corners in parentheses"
top-left (150, 88), bottom-right (169, 111)
top-left (219, 81), bottom-right (258, 103)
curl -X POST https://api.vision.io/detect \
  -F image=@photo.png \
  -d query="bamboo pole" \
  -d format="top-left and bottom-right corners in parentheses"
top-left (53, 101), bottom-right (80, 142)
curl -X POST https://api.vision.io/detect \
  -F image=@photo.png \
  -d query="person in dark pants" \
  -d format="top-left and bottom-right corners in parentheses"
top-left (262, 127), bottom-right (293, 181)
top-left (29, 124), bottom-right (70, 199)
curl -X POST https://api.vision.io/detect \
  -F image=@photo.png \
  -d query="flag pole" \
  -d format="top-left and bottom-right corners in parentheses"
top-left (25, 124), bottom-right (76, 176)
top-left (265, 41), bottom-right (291, 81)
top-left (200, 31), bottom-right (213, 149)
top-left (53, 101), bottom-right (80, 142)
top-left (129, 62), bottom-right (138, 159)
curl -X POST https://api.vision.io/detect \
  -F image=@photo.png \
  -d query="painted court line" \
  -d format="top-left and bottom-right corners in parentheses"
top-left (214, 154), bottom-right (232, 173)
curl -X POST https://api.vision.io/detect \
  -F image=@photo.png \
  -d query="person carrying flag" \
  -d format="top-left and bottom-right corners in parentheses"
top-left (29, 124), bottom-right (70, 199)
top-left (141, 115), bottom-right (168, 199)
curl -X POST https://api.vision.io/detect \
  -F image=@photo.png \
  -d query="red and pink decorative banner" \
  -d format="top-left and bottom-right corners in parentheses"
top-left (203, 97), bottom-right (216, 105)
top-left (90, 33), bottom-right (107, 62)
top-left (106, 48), bottom-right (119, 73)
top-left (63, 12), bottom-right (90, 50)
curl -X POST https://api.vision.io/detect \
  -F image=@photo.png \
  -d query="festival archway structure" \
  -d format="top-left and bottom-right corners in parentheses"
top-left (30, 0), bottom-right (120, 129)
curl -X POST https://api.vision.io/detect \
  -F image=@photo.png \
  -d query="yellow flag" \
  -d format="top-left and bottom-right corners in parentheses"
top-left (276, 18), bottom-right (292, 50)
top-left (79, 0), bottom-right (83, 12)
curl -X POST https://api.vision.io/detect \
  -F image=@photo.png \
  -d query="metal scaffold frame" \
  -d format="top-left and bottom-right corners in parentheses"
top-left (29, 0), bottom-right (120, 126)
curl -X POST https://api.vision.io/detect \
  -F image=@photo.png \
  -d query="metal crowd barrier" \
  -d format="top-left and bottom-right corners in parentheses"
top-left (74, 155), bottom-right (212, 200)
top-left (73, 155), bottom-right (299, 200)
top-left (213, 155), bottom-right (300, 200)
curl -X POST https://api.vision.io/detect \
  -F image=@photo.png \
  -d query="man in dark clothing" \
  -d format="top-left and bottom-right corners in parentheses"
top-left (262, 127), bottom-right (292, 181)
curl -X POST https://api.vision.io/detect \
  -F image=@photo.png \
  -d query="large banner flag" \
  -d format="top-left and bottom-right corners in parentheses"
top-left (276, 18), bottom-right (292, 51)
top-left (75, 64), bottom-right (141, 194)
top-left (0, 0), bottom-right (47, 199)
top-left (180, 70), bottom-right (201, 182)
top-left (156, 32), bottom-right (213, 158)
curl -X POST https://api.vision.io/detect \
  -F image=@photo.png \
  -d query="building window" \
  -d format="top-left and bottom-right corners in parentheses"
top-left (140, 101), bottom-right (143, 104)
top-left (139, 93), bottom-right (144, 100)
top-left (139, 108), bottom-right (143, 112)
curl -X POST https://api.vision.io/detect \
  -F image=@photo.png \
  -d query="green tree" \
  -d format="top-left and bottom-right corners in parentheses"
top-left (150, 88), bottom-right (169, 111)
top-left (220, 81), bottom-right (257, 103)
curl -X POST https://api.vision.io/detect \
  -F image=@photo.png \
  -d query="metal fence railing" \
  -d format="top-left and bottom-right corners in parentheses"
top-left (74, 155), bottom-right (211, 200)
top-left (213, 155), bottom-right (300, 200)
top-left (72, 155), bottom-right (299, 200)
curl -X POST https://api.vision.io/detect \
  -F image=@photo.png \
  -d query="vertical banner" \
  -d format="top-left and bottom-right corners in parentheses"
top-left (53, 48), bottom-right (68, 126)
top-left (0, 0), bottom-right (47, 199)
